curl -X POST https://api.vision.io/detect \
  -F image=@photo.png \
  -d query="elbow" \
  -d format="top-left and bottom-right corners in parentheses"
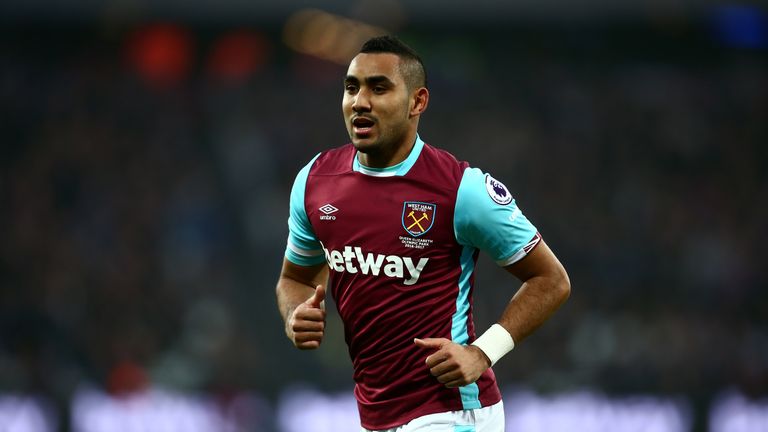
top-left (554, 267), bottom-right (571, 305)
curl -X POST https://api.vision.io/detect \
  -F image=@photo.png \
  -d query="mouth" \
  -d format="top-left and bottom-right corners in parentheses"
top-left (351, 116), bottom-right (375, 137)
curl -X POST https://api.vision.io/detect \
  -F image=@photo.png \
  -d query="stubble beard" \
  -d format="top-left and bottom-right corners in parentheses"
top-left (352, 125), bottom-right (409, 163)
top-left (351, 112), bottom-right (411, 159)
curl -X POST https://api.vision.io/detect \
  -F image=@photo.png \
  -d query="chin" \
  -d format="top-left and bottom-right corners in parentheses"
top-left (351, 136), bottom-right (378, 151)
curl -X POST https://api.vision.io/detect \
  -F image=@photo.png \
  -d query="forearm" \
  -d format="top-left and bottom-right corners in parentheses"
top-left (276, 260), bottom-right (329, 350)
top-left (275, 259), bottom-right (329, 324)
top-left (276, 277), bottom-right (317, 323)
top-left (497, 272), bottom-right (570, 343)
top-left (423, 268), bottom-right (569, 384)
top-left (471, 241), bottom-right (569, 367)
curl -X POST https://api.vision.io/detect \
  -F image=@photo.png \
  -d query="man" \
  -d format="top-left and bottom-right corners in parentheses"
top-left (276, 35), bottom-right (570, 432)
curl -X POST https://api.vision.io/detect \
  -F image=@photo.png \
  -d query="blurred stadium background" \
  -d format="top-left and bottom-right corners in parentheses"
top-left (1, 0), bottom-right (767, 431)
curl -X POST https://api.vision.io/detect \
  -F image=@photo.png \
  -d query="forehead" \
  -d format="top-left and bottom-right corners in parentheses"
top-left (346, 53), bottom-right (403, 83)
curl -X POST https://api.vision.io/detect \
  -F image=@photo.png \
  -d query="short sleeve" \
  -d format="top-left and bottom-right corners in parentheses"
top-left (454, 167), bottom-right (542, 266)
top-left (285, 153), bottom-right (326, 266)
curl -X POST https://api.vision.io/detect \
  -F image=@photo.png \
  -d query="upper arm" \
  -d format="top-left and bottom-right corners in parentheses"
top-left (454, 168), bottom-right (540, 266)
top-left (276, 258), bottom-right (329, 320)
top-left (504, 240), bottom-right (569, 287)
top-left (280, 257), bottom-right (329, 289)
top-left (285, 154), bottom-right (326, 266)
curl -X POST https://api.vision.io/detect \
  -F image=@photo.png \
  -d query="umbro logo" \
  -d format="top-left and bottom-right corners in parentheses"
top-left (319, 204), bottom-right (338, 220)
top-left (319, 204), bottom-right (338, 215)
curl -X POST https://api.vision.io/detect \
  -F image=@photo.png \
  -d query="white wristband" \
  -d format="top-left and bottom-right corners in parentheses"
top-left (471, 324), bottom-right (515, 367)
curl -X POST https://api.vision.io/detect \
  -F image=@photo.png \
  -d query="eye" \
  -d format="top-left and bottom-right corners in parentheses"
top-left (345, 84), bottom-right (358, 94)
top-left (373, 86), bottom-right (386, 94)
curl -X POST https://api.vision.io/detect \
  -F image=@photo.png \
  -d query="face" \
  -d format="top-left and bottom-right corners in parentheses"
top-left (342, 53), bottom-right (414, 156)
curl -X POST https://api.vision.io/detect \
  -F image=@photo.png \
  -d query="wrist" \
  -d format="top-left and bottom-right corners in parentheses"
top-left (471, 323), bottom-right (515, 367)
top-left (470, 345), bottom-right (492, 368)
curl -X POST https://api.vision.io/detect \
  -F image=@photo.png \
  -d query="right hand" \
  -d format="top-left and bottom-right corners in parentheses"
top-left (286, 285), bottom-right (326, 350)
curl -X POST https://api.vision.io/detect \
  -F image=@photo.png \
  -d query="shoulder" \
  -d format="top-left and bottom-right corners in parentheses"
top-left (413, 142), bottom-right (469, 184)
top-left (457, 168), bottom-right (514, 207)
top-left (422, 143), bottom-right (468, 168)
top-left (454, 167), bottom-right (539, 262)
top-left (310, 144), bottom-right (356, 176)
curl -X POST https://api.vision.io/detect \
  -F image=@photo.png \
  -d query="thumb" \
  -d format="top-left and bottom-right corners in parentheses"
top-left (305, 284), bottom-right (326, 308)
top-left (414, 337), bottom-right (448, 349)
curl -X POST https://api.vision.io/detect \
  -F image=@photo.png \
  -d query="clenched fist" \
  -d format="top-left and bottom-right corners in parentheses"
top-left (414, 337), bottom-right (491, 388)
top-left (286, 285), bottom-right (326, 350)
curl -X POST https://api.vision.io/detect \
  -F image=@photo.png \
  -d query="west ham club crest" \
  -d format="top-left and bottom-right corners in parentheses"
top-left (402, 202), bottom-right (436, 237)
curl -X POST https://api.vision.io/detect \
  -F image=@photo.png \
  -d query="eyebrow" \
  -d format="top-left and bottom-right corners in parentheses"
top-left (344, 75), bottom-right (395, 87)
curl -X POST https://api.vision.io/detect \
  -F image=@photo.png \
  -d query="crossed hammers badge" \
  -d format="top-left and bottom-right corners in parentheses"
top-left (402, 202), bottom-right (436, 237)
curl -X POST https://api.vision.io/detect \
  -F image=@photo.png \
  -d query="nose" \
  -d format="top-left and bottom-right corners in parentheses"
top-left (352, 89), bottom-right (371, 113)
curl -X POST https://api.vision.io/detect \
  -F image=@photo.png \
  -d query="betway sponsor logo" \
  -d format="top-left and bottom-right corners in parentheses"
top-left (322, 246), bottom-right (428, 286)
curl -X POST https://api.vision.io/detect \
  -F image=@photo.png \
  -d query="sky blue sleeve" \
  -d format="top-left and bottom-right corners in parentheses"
top-left (285, 153), bottom-right (326, 266)
top-left (454, 167), bottom-right (541, 266)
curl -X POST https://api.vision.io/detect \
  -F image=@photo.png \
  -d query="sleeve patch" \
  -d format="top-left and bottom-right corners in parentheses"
top-left (455, 167), bottom-right (538, 262)
top-left (485, 174), bottom-right (513, 205)
top-left (496, 232), bottom-right (543, 267)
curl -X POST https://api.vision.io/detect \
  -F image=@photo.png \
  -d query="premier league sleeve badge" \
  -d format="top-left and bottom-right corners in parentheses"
top-left (485, 174), bottom-right (513, 205)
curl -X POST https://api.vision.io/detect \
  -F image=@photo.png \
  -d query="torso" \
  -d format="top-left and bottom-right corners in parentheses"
top-left (304, 143), bottom-right (501, 430)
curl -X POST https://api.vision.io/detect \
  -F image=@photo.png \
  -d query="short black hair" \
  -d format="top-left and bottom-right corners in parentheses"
top-left (359, 35), bottom-right (427, 90)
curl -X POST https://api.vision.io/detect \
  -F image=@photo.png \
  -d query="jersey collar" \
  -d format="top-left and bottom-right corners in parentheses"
top-left (352, 134), bottom-right (425, 177)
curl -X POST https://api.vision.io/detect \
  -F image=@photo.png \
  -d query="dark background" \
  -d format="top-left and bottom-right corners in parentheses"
top-left (1, 1), bottom-right (766, 431)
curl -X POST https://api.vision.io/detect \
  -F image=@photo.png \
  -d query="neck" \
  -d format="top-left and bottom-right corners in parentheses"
top-left (357, 130), bottom-right (418, 168)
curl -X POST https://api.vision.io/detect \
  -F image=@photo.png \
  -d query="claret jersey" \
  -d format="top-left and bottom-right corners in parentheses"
top-left (285, 135), bottom-right (541, 430)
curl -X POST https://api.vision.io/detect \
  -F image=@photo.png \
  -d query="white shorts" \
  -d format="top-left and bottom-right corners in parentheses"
top-left (362, 400), bottom-right (504, 432)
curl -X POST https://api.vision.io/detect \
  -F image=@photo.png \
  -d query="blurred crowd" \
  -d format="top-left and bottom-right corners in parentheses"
top-left (1, 23), bottom-right (766, 430)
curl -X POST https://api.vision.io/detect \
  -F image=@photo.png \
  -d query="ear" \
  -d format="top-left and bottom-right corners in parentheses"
top-left (409, 87), bottom-right (429, 117)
